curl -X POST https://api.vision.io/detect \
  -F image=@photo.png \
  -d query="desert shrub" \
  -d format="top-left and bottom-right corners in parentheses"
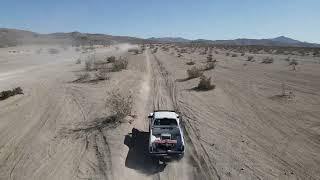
top-left (106, 90), bottom-right (133, 120)
top-left (261, 57), bottom-right (274, 64)
top-left (112, 57), bottom-right (128, 72)
top-left (85, 59), bottom-right (93, 71)
top-left (186, 61), bottom-right (195, 65)
top-left (214, 50), bottom-right (219, 54)
top-left (187, 67), bottom-right (203, 79)
top-left (197, 75), bottom-right (215, 90)
top-left (232, 54), bottom-right (238, 57)
top-left (75, 72), bottom-right (90, 82)
top-left (289, 59), bottom-right (298, 66)
top-left (48, 48), bottom-right (59, 54)
top-left (106, 56), bottom-right (116, 63)
top-left (152, 48), bottom-right (158, 54)
top-left (285, 57), bottom-right (291, 61)
top-left (76, 59), bottom-right (81, 64)
top-left (207, 54), bottom-right (213, 62)
top-left (203, 61), bottom-right (216, 70)
top-left (241, 53), bottom-right (245, 56)
top-left (177, 53), bottom-right (182, 57)
top-left (226, 52), bottom-right (230, 56)
top-left (128, 48), bottom-right (139, 54)
top-left (95, 68), bottom-right (110, 80)
top-left (0, 87), bottom-right (23, 101)
top-left (247, 56), bottom-right (254, 61)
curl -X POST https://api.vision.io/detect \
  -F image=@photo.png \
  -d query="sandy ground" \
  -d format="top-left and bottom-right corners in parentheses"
top-left (0, 44), bottom-right (319, 180)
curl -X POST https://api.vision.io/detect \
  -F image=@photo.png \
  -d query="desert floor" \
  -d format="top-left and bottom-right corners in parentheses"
top-left (0, 44), bottom-right (319, 180)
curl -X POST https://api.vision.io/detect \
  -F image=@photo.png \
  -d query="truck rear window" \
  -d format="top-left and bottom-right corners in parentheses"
top-left (154, 118), bottom-right (178, 126)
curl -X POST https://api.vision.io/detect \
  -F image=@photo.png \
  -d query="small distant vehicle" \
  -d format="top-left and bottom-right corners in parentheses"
top-left (148, 110), bottom-right (185, 158)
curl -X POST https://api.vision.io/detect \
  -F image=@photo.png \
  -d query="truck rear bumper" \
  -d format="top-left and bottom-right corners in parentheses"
top-left (149, 151), bottom-right (184, 157)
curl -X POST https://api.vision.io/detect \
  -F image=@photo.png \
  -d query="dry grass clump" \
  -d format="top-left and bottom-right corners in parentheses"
top-left (152, 48), bottom-right (158, 54)
top-left (76, 59), bottom-right (81, 64)
top-left (95, 68), bottom-right (110, 80)
top-left (106, 90), bottom-right (133, 120)
top-left (226, 52), bottom-right (230, 56)
top-left (187, 66), bottom-right (203, 79)
top-left (128, 48), bottom-right (139, 55)
top-left (203, 61), bottom-right (216, 71)
top-left (247, 56), bottom-right (254, 61)
top-left (261, 57), bottom-right (274, 64)
top-left (289, 59), bottom-right (298, 66)
top-left (207, 54), bottom-right (213, 62)
top-left (74, 72), bottom-right (90, 82)
top-left (232, 54), bottom-right (238, 57)
top-left (85, 59), bottom-right (93, 71)
top-left (177, 53), bottom-right (182, 57)
top-left (289, 59), bottom-right (298, 71)
top-left (112, 57), bottom-right (128, 72)
top-left (0, 87), bottom-right (23, 101)
top-left (241, 53), bottom-right (245, 56)
top-left (196, 75), bottom-right (215, 91)
top-left (186, 61), bottom-right (195, 65)
top-left (106, 56), bottom-right (116, 63)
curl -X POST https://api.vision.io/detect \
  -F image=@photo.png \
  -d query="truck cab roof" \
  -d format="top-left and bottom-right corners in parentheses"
top-left (150, 111), bottom-right (180, 124)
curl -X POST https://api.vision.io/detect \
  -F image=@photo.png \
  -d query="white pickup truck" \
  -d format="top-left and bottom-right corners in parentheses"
top-left (148, 110), bottom-right (185, 158)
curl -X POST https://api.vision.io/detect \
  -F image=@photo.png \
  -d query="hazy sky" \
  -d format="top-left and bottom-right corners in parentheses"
top-left (1, 0), bottom-right (319, 43)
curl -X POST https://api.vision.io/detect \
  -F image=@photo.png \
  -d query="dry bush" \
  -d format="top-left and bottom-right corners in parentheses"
top-left (75, 72), bottom-right (90, 82)
top-left (247, 56), bottom-right (254, 61)
top-left (203, 61), bottom-right (216, 71)
top-left (106, 90), bottom-right (133, 120)
top-left (232, 54), bottom-right (238, 57)
top-left (128, 48), bottom-right (139, 55)
top-left (196, 75), bottom-right (215, 91)
top-left (48, 48), bottom-right (59, 54)
top-left (226, 52), bottom-right (230, 56)
top-left (187, 66), bottom-right (203, 79)
top-left (95, 68), bottom-right (110, 80)
top-left (177, 53), bottom-right (182, 57)
top-left (285, 57), bottom-right (291, 61)
top-left (76, 59), bottom-right (81, 64)
top-left (0, 87), bottom-right (23, 101)
top-left (207, 54), bottom-right (213, 62)
top-left (241, 53), bottom-right (245, 56)
top-left (152, 48), bottom-right (158, 54)
top-left (261, 57), bottom-right (274, 64)
top-left (112, 57), bottom-right (128, 72)
top-left (186, 61), bottom-right (195, 65)
top-left (85, 59), bottom-right (93, 71)
top-left (289, 59), bottom-right (298, 65)
top-left (106, 56), bottom-right (116, 63)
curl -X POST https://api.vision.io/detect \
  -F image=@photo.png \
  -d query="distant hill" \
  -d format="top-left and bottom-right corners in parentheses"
top-left (0, 28), bottom-right (144, 47)
top-left (192, 36), bottom-right (320, 48)
top-left (147, 37), bottom-right (191, 43)
top-left (1, 28), bottom-right (319, 48)
top-left (148, 35), bottom-right (320, 47)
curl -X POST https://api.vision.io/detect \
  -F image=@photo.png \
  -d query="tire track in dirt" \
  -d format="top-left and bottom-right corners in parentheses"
top-left (148, 50), bottom-right (218, 180)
